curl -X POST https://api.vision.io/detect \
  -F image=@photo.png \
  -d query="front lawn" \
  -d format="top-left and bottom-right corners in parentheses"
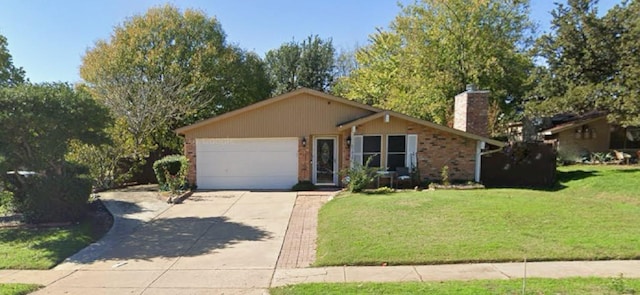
top-left (0, 283), bottom-right (41, 295)
top-left (0, 201), bottom-right (112, 270)
top-left (271, 277), bottom-right (640, 295)
top-left (316, 165), bottom-right (640, 266)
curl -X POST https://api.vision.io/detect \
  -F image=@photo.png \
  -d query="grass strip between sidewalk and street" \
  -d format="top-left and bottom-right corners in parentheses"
top-left (271, 276), bottom-right (640, 295)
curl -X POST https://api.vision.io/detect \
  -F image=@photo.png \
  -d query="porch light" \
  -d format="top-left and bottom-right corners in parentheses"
top-left (302, 137), bottom-right (307, 147)
top-left (346, 136), bottom-right (351, 148)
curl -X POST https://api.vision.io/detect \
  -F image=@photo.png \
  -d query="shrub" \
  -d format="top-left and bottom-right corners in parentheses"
top-left (292, 181), bottom-right (316, 191)
top-left (0, 189), bottom-right (14, 214)
top-left (440, 165), bottom-right (450, 186)
top-left (153, 155), bottom-right (188, 194)
top-left (365, 186), bottom-right (395, 194)
top-left (10, 163), bottom-right (92, 223)
top-left (340, 156), bottom-right (379, 193)
top-left (67, 141), bottom-right (134, 190)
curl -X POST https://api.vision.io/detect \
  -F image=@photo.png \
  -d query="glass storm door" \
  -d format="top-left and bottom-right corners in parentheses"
top-left (313, 137), bottom-right (337, 185)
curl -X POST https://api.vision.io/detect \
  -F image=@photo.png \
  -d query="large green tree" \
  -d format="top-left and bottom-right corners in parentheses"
top-left (0, 83), bottom-right (110, 174)
top-left (0, 33), bottom-right (26, 87)
top-left (335, 0), bottom-right (535, 134)
top-left (526, 0), bottom-right (640, 127)
top-left (80, 5), bottom-right (272, 156)
top-left (610, 0), bottom-right (640, 126)
top-left (0, 83), bottom-right (111, 222)
top-left (265, 35), bottom-right (336, 95)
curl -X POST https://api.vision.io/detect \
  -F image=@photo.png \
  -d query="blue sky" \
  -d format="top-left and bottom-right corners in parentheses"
top-left (0, 0), bottom-right (622, 84)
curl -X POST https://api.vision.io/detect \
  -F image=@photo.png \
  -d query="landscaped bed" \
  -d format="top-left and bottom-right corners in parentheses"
top-left (316, 165), bottom-right (640, 266)
top-left (270, 277), bottom-right (640, 295)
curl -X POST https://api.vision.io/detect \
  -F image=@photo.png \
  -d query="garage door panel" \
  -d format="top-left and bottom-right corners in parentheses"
top-left (196, 138), bottom-right (298, 189)
top-left (197, 139), bottom-right (296, 152)
top-left (198, 152), bottom-right (297, 176)
top-left (198, 176), bottom-right (294, 190)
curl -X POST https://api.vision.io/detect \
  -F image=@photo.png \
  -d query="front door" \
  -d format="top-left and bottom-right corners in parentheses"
top-left (313, 137), bottom-right (338, 185)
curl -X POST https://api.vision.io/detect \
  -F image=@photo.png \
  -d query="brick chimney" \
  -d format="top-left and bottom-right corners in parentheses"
top-left (453, 84), bottom-right (489, 137)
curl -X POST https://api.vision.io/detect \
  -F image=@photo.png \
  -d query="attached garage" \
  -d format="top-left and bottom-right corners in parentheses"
top-left (195, 138), bottom-right (298, 190)
top-left (177, 88), bottom-right (505, 190)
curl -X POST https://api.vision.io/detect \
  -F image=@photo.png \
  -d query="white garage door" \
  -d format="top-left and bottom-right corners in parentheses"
top-left (196, 138), bottom-right (298, 190)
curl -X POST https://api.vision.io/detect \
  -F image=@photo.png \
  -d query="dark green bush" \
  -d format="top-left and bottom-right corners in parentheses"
top-left (291, 180), bottom-right (316, 191)
top-left (0, 189), bottom-right (14, 214)
top-left (153, 155), bottom-right (188, 193)
top-left (11, 163), bottom-right (92, 223)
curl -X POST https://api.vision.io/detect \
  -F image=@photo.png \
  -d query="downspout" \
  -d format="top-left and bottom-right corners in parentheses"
top-left (475, 141), bottom-right (486, 183)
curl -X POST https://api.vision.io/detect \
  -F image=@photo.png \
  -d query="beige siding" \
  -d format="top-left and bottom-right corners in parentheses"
top-left (356, 117), bottom-right (410, 134)
top-left (185, 93), bottom-right (374, 138)
top-left (557, 117), bottom-right (611, 154)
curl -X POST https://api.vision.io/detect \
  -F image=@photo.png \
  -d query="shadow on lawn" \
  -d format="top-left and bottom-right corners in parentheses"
top-left (61, 198), bottom-right (273, 265)
top-left (557, 169), bottom-right (600, 183)
top-left (543, 167), bottom-right (640, 192)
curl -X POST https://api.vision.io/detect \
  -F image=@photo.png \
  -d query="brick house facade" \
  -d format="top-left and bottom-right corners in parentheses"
top-left (177, 88), bottom-right (503, 189)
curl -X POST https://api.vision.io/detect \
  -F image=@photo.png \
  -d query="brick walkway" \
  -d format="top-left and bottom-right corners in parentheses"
top-left (276, 191), bottom-right (336, 269)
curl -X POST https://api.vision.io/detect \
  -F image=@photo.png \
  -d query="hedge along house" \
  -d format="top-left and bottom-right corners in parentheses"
top-left (176, 87), bottom-right (505, 190)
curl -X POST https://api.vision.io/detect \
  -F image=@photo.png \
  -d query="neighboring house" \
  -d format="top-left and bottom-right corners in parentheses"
top-left (540, 112), bottom-right (640, 158)
top-left (541, 113), bottom-right (611, 155)
top-left (176, 88), bottom-right (504, 190)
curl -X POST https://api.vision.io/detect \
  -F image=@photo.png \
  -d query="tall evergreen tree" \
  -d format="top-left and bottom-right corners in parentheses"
top-left (0, 34), bottom-right (26, 87)
top-left (527, 0), bottom-right (640, 126)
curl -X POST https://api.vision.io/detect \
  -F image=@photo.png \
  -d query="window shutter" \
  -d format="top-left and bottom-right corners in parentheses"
top-left (406, 134), bottom-right (418, 169)
top-left (351, 135), bottom-right (363, 167)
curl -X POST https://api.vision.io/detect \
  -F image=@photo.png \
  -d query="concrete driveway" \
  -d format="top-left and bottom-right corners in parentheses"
top-left (36, 190), bottom-right (297, 295)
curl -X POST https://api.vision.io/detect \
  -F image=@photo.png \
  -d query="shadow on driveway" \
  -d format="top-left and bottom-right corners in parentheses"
top-left (60, 197), bottom-right (273, 266)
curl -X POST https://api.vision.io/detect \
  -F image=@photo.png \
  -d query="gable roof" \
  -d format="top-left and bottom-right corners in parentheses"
top-left (175, 88), bottom-right (380, 134)
top-left (337, 111), bottom-right (505, 147)
top-left (176, 87), bottom-right (505, 147)
top-left (541, 115), bottom-right (607, 135)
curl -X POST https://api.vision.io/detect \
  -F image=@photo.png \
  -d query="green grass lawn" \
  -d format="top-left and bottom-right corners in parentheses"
top-left (270, 277), bottom-right (640, 295)
top-left (316, 165), bottom-right (640, 266)
top-left (0, 220), bottom-right (100, 269)
top-left (0, 283), bottom-right (41, 295)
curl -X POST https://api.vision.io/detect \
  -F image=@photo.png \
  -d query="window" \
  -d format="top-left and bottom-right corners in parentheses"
top-left (387, 135), bottom-right (406, 171)
top-left (362, 135), bottom-right (381, 167)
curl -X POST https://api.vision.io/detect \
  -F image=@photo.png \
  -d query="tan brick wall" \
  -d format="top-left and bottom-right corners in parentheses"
top-left (346, 119), bottom-right (478, 183)
top-left (340, 130), bottom-right (351, 186)
top-left (184, 136), bottom-right (196, 186)
top-left (298, 137), bottom-right (311, 182)
top-left (411, 124), bottom-right (476, 181)
top-left (454, 91), bottom-right (489, 137)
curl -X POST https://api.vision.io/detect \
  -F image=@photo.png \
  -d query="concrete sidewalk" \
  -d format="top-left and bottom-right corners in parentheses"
top-left (2, 188), bottom-right (640, 293)
top-left (273, 260), bottom-right (640, 287)
top-left (4, 260), bottom-right (640, 290)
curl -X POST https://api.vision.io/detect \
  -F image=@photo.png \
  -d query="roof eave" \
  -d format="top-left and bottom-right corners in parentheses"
top-left (176, 88), bottom-right (382, 135)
